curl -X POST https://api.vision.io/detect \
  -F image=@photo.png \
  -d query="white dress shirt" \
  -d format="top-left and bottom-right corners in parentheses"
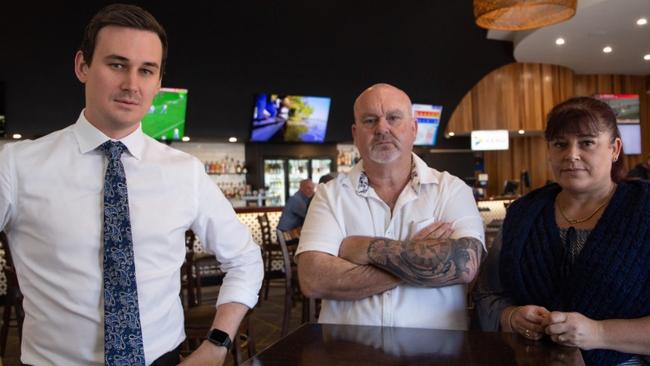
top-left (0, 112), bottom-right (263, 366)
top-left (297, 154), bottom-right (485, 330)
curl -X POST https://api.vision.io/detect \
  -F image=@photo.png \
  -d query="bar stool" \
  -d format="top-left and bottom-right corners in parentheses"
top-left (181, 231), bottom-right (255, 365)
top-left (257, 213), bottom-right (284, 301)
top-left (0, 232), bottom-right (24, 357)
top-left (182, 231), bottom-right (224, 306)
top-left (276, 228), bottom-right (312, 335)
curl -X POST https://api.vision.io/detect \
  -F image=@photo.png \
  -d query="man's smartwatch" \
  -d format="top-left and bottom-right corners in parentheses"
top-left (206, 328), bottom-right (233, 351)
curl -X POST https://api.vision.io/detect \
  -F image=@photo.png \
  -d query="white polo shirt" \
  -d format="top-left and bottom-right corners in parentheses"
top-left (297, 154), bottom-right (485, 330)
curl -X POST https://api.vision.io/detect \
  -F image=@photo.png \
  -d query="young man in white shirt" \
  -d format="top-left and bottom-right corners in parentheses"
top-left (297, 83), bottom-right (485, 330)
top-left (0, 4), bottom-right (262, 366)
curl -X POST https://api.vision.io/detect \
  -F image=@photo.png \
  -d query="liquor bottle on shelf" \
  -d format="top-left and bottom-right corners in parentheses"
top-left (235, 160), bottom-right (242, 174)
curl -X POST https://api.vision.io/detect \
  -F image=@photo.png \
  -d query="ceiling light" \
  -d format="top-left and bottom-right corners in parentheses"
top-left (518, 130), bottom-right (525, 135)
top-left (228, 137), bottom-right (238, 143)
top-left (448, 132), bottom-right (455, 137)
top-left (181, 136), bottom-right (190, 142)
top-left (602, 46), bottom-right (612, 53)
top-left (555, 38), bottom-right (565, 45)
top-left (12, 134), bottom-right (22, 139)
top-left (473, 0), bottom-right (577, 31)
top-left (644, 54), bottom-right (650, 61)
top-left (637, 18), bottom-right (648, 26)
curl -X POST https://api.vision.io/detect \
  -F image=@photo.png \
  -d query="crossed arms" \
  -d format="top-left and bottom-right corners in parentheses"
top-left (298, 224), bottom-right (484, 301)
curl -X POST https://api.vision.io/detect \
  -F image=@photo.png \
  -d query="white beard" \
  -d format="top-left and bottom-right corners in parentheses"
top-left (368, 144), bottom-right (400, 164)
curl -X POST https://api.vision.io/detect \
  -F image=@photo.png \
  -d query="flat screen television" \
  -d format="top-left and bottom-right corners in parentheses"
top-left (471, 130), bottom-right (509, 151)
top-left (594, 94), bottom-right (640, 123)
top-left (141, 87), bottom-right (188, 141)
top-left (250, 93), bottom-right (331, 143)
top-left (618, 124), bottom-right (642, 155)
top-left (503, 180), bottom-right (519, 196)
top-left (412, 104), bottom-right (442, 146)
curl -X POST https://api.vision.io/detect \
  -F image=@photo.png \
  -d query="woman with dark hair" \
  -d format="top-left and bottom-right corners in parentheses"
top-left (474, 97), bottom-right (650, 365)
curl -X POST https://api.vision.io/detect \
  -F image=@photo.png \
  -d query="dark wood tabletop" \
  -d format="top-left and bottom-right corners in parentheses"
top-left (241, 323), bottom-right (584, 366)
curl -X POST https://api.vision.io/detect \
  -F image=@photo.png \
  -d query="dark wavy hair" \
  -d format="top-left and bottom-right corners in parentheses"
top-left (545, 96), bottom-right (625, 182)
top-left (79, 3), bottom-right (167, 78)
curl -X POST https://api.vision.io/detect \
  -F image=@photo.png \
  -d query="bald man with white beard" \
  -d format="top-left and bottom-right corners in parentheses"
top-left (296, 83), bottom-right (486, 330)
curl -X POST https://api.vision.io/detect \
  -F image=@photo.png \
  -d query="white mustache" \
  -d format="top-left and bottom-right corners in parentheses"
top-left (371, 135), bottom-right (397, 146)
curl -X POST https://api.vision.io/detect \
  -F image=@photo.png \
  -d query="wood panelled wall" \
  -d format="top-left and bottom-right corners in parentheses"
top-left (447, 63), bottom-right (650, 196)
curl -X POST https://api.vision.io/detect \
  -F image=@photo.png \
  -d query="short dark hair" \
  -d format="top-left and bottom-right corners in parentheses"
top-left (545, 96), bottom-right (625, 182)
top-left (79, 3), bottom-right (167, 78)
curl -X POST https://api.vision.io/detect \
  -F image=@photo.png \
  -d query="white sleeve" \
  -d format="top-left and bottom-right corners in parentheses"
top-left (190, 160), bottom-right (263, 308)
top-left (0, 144), bottom-right (15, 232)
top-left (296, 184), bottom-right (344, 257)
top-left (440, 179), bottom-right (486, 252)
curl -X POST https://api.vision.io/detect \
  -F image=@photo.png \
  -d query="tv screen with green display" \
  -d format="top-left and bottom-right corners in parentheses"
top-left (141, 87), bottom-right (188, 141)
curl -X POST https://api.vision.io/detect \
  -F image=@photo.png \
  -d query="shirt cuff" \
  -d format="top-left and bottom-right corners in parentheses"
top-left (215, 283), bottom-right (259, 309)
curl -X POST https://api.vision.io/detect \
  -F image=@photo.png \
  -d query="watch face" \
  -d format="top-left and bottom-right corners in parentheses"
top-left (208, 328), bottom-right (232, 350)
top-left (209, 329), bottom-right (228, 343)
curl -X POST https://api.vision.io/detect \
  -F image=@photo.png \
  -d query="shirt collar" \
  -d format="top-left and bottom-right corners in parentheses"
top-left (348, 153), bottom-right (440, 196)
top-left (72, 110), bottom-right (145, 160)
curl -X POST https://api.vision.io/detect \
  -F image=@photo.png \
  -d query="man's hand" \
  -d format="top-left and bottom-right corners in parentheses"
top-left (412, 221), bottom-right (453, 241)
top-left (179, 341), bottom-right (228, 366)
top-left (339, 222), bottom-right (453, 265)
top-left (545, 311), bottom-right (604, 350)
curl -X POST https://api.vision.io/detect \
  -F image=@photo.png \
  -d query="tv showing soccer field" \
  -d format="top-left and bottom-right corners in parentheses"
top-left (594, 94), bottom-right (640, 123)
top-left (141, 88), bottom-right (188, 141)
top-left (412, 104), bottom-right (442, 146)
top-left (250, 93), bottom-right (331, 143)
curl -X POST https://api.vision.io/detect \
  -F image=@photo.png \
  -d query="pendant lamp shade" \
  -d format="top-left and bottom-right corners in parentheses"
top-left (474, 0), bottom-right (577, 30)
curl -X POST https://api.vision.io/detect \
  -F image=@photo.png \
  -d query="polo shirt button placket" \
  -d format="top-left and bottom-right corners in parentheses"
top-left (383, 290), bottom-right (392, 326)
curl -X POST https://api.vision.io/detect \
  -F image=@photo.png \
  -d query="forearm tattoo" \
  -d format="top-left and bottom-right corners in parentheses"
top-left (367, 237), bottom-right (482, 286)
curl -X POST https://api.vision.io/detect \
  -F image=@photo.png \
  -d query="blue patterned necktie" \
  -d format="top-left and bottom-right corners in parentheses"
top-left (100, 141), bottom-right (146, 366)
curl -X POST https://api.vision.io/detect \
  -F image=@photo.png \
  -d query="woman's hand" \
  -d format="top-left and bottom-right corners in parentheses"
top-left (503, 305), bottom-right (551, 341)
top-left (545, 311), bottom-right (604, 350)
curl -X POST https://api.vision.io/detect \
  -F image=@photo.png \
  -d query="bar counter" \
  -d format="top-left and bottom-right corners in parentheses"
top-left (242, 323), bottom-right (584, 366)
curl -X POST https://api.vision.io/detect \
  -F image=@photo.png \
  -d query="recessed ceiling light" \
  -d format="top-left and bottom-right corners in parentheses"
top-left (637, 18), bottom-right (648, 26)
top-left (228, 137), bottom-right (238, 143)
top-left (555, 37), bottom-right (565, 45)
top-left (181, 136), bottom-right (190, 142)
top-left (644, 54), bottom-right (650, 61)
top-left (12, 133), bottom-right (22, 139)
top-left (448, 132), bottom-right (455, 137)
top-left (602, 46), bottom-right (612, 53)
top-left (518, 130), bottom-right (525, 135)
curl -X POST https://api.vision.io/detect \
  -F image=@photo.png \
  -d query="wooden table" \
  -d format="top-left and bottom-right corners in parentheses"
top-left (241, 323), bottom-right (584, 366)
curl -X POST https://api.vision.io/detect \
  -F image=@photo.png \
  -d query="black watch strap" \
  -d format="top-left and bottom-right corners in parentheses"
top-left (207, 328), bottom-right (233, 351)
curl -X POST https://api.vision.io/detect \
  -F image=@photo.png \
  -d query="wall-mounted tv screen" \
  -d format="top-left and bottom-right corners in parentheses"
top-left (412, 104), bottom-right (442, 146)
top-left (618, 124), bottom-right (642, 155)
top-left (594, 94), bottom-right (640, 123)
top-left (250, 93), bottom-right (331, 143)
top-left (471, 130), bottom-right (509, 151)
top-left (141, 88), bottom-right (188, 141)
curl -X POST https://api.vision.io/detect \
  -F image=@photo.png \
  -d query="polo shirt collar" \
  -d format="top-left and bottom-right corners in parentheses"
top-left (348, 153), bottom-right (440, 196)
top-left (72, 110), bottom-right (145, 160)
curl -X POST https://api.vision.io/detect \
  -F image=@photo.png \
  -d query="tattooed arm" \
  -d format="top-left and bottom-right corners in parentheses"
top-left (339, 236), bottom-right (484, 287)
top-left (297, 250), bottom-right (401, 300)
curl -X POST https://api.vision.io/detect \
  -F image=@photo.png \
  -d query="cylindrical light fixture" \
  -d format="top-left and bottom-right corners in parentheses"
top-left (474, 0), bottom-right (577, 31)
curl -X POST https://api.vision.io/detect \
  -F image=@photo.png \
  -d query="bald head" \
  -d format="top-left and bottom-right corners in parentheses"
top-left (351, 83), bottom-right (417, 166)
top-left (299, 179), bottom-right (315, 198)
top-left (353, 83), bottom-right (413, 122)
